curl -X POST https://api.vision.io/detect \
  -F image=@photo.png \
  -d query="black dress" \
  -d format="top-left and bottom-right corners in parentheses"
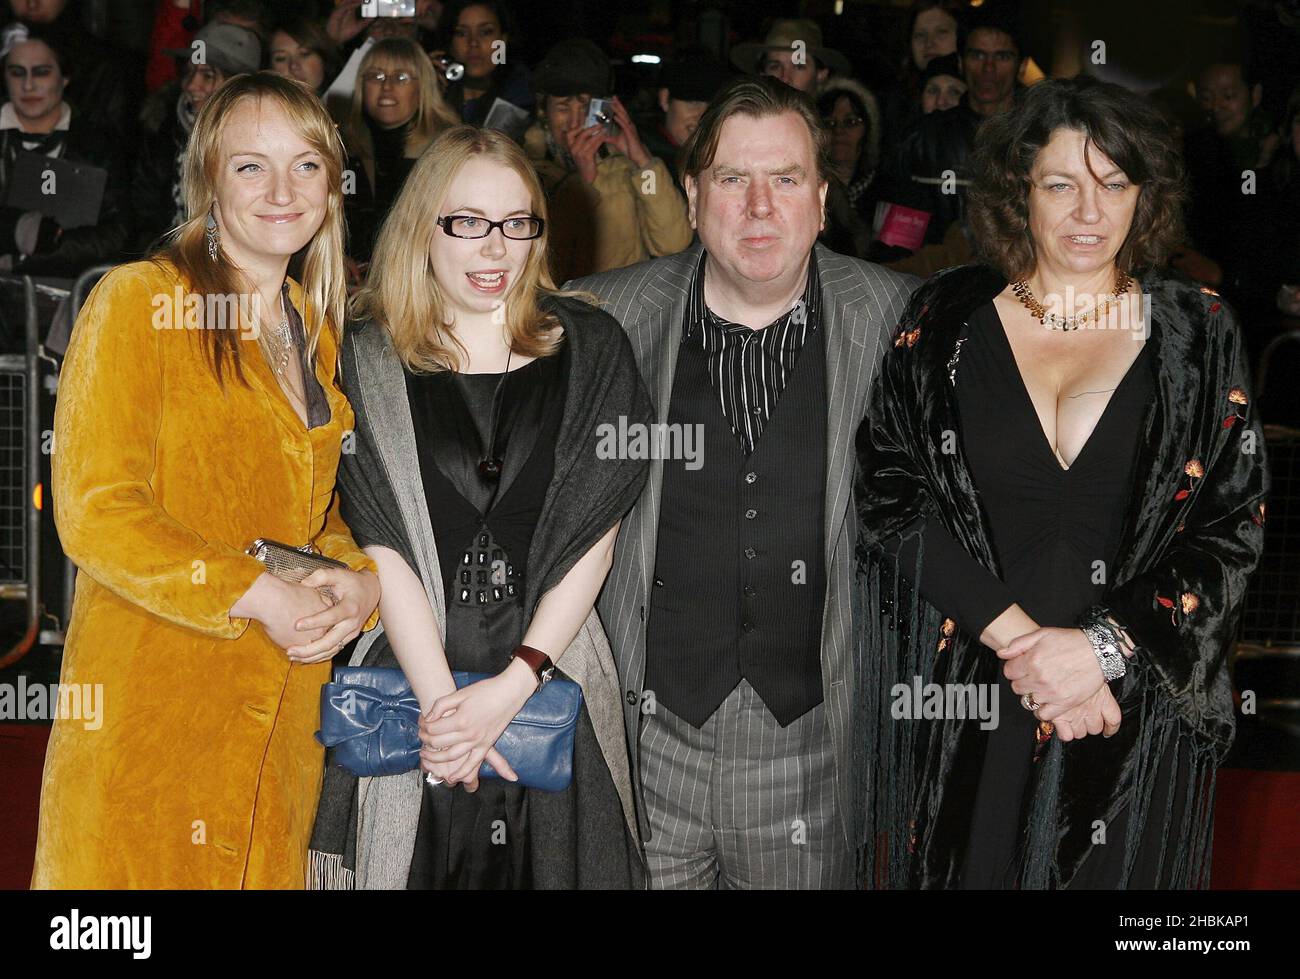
top-left (906, 300), bottom-right (1167, 888)
top-left (401, 346), bottom-right (638, 889)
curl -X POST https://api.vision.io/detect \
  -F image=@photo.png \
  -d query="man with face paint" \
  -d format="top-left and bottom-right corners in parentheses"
top-left (3, 0), bottom-right (142, 149)
top-left (0, 25), bottom-right (129, 275)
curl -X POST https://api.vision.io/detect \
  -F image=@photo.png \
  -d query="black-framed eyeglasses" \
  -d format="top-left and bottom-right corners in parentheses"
top-left (437, 215), bottom-right (545, 240)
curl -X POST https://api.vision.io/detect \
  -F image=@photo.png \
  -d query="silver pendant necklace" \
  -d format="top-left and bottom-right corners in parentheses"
top-left (263, 293), bottom-right (303, 408)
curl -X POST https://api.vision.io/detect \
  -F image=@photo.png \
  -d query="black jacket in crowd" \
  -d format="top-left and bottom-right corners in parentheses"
top-left (0, 112), bottom-right (130, 277)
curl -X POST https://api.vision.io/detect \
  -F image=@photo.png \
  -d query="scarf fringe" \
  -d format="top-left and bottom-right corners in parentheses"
top-left (1114, 676), bottom-right (1222, 889)
top-left (307, 848), bottom-right (355, 890)
top-left (855, 529), bottom-right (935, 888)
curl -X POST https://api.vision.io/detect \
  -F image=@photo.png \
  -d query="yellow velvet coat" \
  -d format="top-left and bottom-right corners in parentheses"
top-left (31, 260), bottom-right (379, 889)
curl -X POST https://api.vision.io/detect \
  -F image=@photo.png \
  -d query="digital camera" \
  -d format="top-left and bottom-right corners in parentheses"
top-left (361, 0), bottom-right (417, 17)
top-left (585, 97), bottom-right (619, 135)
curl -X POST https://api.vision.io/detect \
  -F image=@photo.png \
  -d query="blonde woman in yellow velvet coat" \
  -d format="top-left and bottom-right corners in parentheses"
top-left (31, 73), bottom-right (381, 889)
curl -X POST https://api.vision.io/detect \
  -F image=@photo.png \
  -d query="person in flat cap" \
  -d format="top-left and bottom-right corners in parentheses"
top-left (639, 47), bottom-right (735, 190)
top-left (730, 18), bottom-right (850, 94)
top-left (165, 21), bottom-right (262, 83)
top-left (525, 37), bottom-right (691, 284)
top-left (131, 22), bottom-right (263, 253)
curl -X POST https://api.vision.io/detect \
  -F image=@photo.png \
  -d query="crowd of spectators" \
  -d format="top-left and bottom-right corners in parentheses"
top-left (0, 0), bottom-right (1295, 397)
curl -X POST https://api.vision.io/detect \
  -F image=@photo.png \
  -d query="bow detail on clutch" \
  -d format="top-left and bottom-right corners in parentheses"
top-left (316, 680), bottom-right (422, 776)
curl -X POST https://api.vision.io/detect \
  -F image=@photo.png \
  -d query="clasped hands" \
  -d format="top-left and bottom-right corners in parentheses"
top-left (237, 567), bottom-right (380, 663)
top-left (997, 628), bottom-right (1122, 742)
top-left (417, 659), bottom-right (537, 793)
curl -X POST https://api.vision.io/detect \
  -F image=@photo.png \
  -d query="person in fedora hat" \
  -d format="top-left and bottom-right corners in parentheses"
top-left (525, 37), bottom-right (691, 284)
top-left (730, 18), bottom-right (850, 94)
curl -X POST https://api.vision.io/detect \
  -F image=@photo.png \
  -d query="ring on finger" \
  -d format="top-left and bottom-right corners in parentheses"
top-left (1020, 693), bottom-right (1041, 712)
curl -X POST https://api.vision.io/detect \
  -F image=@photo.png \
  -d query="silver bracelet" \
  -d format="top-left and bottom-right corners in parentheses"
top-left (1078, 605), bottom-right (1128, 682)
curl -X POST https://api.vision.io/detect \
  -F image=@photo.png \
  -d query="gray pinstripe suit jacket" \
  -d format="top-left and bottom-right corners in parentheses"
top-left (569, 242), bottom-right (918, 848)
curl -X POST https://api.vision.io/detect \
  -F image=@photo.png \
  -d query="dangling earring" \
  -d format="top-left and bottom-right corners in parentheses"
top-left (205, 205), bottom-right (220, 262)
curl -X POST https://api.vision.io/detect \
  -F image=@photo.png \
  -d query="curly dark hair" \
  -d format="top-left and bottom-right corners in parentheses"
top-left (966, 77), bottom-right (1186, 280)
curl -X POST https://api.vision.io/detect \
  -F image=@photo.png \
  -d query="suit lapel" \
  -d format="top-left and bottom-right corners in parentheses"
top-left (624, 248), bottom-right (698, 625)
top-left (817, 247), bottom-right (872, 572)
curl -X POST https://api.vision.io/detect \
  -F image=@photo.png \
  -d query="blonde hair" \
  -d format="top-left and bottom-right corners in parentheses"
top-left (156, 71), bottom-right (348, 387)
top-left (353, 125), bottom-right (569, 372)
top-left (345, 37), bottom-right (459, 191)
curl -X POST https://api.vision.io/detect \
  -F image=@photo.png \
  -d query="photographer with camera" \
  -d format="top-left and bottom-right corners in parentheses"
top-left (526, 38), bottom-right (691, 284)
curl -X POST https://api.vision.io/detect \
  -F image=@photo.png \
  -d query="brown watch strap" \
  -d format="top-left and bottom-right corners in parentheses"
top-left (511, 644), bottom-right (554, 679)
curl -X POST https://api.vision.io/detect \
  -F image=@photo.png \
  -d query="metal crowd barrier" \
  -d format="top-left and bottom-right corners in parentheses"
top-left (1236, 330), bottom-right (1300, 714)
top-left (0, 274), bottom-right (52, 665)
top-left (0, 265), bottom-right (113, 666)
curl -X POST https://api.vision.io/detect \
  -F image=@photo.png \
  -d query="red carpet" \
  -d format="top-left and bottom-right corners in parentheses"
top-left (0, 723), bottom-right (48, 890)
top-left (1, 722), bottom-right (1297, 889)
top-left (1210, 768), bottom-right (1300, 889)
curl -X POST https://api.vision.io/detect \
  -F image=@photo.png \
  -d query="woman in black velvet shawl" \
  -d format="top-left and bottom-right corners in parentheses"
top-left (854, 78), bottom-right (1268, 889)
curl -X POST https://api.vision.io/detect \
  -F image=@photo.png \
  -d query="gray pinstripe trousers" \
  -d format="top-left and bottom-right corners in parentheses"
top-left (637, 679), bottom-right (852, 889)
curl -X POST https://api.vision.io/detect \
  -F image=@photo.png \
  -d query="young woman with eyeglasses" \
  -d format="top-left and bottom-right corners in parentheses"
top-left (309, 125), bottom-right (652, 890)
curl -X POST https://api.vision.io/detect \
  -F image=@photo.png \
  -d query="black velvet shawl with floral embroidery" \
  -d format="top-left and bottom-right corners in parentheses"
top-left (852, 262), bottom-right (1268, 889)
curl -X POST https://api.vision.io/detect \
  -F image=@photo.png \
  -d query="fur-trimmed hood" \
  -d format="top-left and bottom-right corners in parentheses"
top-left (817, 75), bottom-right (883, 174)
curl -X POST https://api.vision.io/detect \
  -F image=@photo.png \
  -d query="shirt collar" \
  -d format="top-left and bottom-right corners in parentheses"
top-left (0, 101), bottom-right (71, 134)
top-left (684, 248), bottom-right (821, 342)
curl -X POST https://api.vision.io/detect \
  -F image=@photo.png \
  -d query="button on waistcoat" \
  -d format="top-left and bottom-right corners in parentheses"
top-left (646, 326), bottom-right (827, 727)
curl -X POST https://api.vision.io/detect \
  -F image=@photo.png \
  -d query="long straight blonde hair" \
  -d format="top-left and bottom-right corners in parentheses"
top-left (353, 125), bottom-right (568, 372)
top-left (156, 71), bottom-right (349, 387)
top-left (344, 38), bottom-right (459, 192)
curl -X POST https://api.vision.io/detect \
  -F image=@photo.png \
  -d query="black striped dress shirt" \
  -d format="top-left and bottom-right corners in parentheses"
top-left (683, 249), bottom-right (822, 455)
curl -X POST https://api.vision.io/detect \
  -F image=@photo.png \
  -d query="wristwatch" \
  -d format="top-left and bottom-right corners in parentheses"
top-left (510, 644), bottom-right (555, 692)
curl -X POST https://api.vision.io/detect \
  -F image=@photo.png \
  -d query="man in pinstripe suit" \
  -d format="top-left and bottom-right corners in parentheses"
top-left (568, 76), bottom-right (917, 888)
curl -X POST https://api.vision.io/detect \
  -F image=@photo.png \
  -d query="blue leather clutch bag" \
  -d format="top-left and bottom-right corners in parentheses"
top-left (315, 665), bottom-right (582, 792)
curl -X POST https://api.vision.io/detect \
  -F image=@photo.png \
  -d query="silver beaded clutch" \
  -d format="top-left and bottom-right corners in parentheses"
top-left (246, 538), bottom-right (348, 584)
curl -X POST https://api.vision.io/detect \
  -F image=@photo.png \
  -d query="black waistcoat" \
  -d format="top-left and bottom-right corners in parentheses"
top-left (646, 326), bottom-right (828, 728)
